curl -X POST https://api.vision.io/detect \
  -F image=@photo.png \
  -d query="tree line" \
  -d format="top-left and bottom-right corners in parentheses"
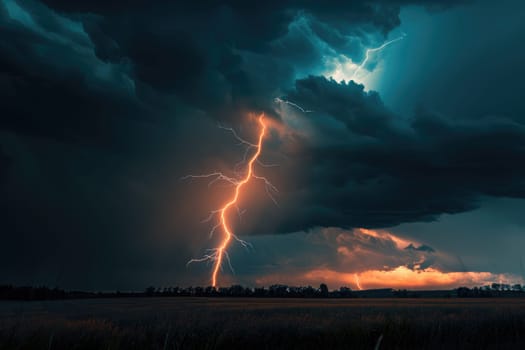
top-left (1, 283), bottom-right (525, 301)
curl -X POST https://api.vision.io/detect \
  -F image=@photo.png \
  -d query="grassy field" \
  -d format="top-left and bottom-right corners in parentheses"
top-left (1, 297), bottom-right (525, 349)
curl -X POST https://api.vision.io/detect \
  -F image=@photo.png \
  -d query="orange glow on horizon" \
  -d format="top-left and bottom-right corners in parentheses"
top-left (263, 266), bottom-right (520, 290)
top-left (211, 115), bottom-right (267, 287)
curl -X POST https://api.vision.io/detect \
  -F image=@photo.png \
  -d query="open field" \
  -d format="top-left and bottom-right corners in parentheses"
top-left (1, 297), bottom-right (525, 349)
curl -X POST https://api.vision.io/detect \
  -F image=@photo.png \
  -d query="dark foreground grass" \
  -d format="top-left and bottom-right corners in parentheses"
top-left (1, 298), bottom-right (525, 349)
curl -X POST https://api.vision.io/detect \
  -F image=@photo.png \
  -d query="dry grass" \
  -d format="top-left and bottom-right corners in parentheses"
top-left (1, 298), bottom-right (525, 349)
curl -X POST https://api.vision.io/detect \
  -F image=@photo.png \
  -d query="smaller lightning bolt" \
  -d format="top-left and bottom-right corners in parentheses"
top-left (274, 97), bottom-right (314, 113)
top-left (354, 273), bottom-right (363, 290)
top-left (352, 33), bottom-right (406, 79)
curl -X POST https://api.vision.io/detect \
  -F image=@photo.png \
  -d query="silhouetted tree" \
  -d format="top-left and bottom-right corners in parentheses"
top-left (254, 287), bottom-right (267, 297)
top-left (339, 287), bottom-right (353, 297)
top-left (302, 286), bottom-right (316, 298)
top-left (269, 284), bottom-right (288, 297)
top-left (319, 283), bottom-right (329, 297)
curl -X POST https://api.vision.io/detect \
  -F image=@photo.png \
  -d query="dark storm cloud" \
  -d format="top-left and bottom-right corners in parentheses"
top-left (35, 0), bottom-right (465, 114)
top-left (0, 0), bottom-right (488, 289)
top-left (262, 76), bottom-right (525, 233)
top-left (0, 0), bottom-right (161, 148)
top-left (1, 0), bottom-right (468, 135)
top-left (0, 147), bottom-right (10, 181)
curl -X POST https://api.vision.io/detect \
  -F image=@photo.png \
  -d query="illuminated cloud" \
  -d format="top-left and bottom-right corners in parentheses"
top-left (322, 34), bottom-right (405, 89)
top-left (247, 227), bottom-right (523, 289)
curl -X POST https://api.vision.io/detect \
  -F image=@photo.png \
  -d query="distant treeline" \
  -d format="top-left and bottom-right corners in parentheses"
top-left (1, 283), bottom-right (525, 301)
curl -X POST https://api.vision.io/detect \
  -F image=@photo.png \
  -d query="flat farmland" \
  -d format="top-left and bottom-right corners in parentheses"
top-left (1, 297), bottom-right (525, 349)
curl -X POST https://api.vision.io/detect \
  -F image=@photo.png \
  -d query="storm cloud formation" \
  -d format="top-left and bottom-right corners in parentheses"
top-left (264, 76), bottom-right (525, 232)
top-left (0, 0), bottom-right (523, 289)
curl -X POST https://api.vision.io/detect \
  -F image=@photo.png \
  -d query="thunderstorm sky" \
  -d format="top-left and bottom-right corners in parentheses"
top-left (1, 0), bottom-right (525, 290)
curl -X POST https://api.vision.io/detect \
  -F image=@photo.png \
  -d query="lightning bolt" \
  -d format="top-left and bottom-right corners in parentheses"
top-left (183, 114), bottom-right (277, 288)
top-left (352, 34), bottom-right (406, 79)
top-left (274, 97), bottom-right (314, 113)
top-left (354, 273), bottom-right (363, 290)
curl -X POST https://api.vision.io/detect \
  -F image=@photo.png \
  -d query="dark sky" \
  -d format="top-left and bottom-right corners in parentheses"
top-left (1, 0), bottom-right (524, 290)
